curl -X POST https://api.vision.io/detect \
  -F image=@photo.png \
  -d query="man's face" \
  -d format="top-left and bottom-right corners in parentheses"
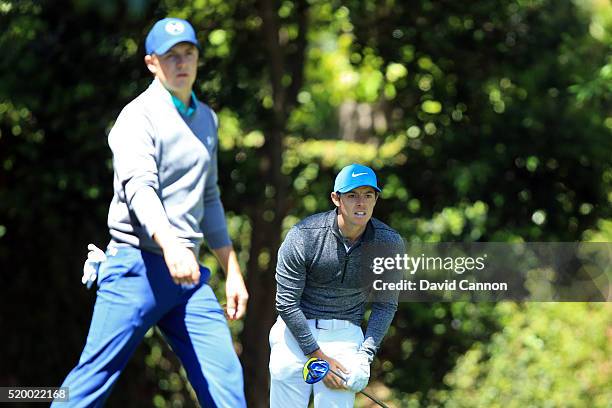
top-left (331, 186), bottom-right (379, 229)
top-left (145, 42), bottom-right (198, 95)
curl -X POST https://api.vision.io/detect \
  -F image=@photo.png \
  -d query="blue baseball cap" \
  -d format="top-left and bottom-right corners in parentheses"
top-left (145, 18), bottom-right (199, 55)
top-left (333, 164), bottom-right (381, 193)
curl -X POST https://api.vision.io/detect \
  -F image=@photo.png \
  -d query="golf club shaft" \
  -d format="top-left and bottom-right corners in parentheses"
top-left (328, 368), bottom-right (390, 408)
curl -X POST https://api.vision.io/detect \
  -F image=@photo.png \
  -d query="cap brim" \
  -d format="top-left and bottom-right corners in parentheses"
top-left (153, 37), bottom-right (200, 55)
top-left (337, 182), bottom-right (381, 193)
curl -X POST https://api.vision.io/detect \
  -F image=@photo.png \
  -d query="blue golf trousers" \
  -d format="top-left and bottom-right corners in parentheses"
top-left (52, 244), bottom-right (246, 408)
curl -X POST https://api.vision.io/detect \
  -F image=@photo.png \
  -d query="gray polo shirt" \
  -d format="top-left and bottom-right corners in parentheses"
top-left (275, 209), bottom-right (404, 360)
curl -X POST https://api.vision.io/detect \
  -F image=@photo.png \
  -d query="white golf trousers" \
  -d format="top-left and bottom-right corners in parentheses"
top-left (269, 316), bottom-right (364, 408)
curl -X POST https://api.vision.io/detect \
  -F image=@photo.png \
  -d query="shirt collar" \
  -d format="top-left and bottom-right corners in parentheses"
top-left (171, 91), bottom-right (197, 117)
top-left (151, 78), bottom-right (197, 117)
top-left (329, 209), bottom-right (374, 246)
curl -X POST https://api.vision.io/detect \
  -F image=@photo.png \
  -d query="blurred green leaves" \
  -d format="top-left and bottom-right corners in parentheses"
top-left (428, 303), bottom-right (612, 408)
top-left (1, 0), bottom-right (611, 407)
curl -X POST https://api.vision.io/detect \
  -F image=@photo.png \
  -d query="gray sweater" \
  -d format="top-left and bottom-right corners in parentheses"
top-left (107, 78), bottom-right (231, 255)
top-left (276, 209), bottom-right (404, 360)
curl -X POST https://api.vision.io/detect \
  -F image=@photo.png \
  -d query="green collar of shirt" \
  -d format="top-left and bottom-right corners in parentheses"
top-left (171, 91), bottom-right (197, 117)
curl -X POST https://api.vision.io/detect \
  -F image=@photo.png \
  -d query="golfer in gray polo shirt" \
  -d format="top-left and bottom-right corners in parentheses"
top-left (269, 164), bottom-right (404, 407)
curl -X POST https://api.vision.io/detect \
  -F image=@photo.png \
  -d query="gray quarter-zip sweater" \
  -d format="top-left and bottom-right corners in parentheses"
top-left (276, 209), bottom-right (404, 360)
top-left (107, 78), bottom-right (231, 255)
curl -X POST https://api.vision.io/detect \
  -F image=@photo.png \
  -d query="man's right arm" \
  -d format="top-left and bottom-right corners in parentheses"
top-left (109, 108), bottom-right (169, 238)
top-left (275, 227), bottom-right (348, 389)
top-left (108, 107), bottom-right (199, 284)
top-left (275, 227), bottom-right (318, 354)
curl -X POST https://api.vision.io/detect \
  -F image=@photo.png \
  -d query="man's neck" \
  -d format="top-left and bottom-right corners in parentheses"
top-left (157, 78), bottom-right (192, 107)
top-left (173, 90), bottom-right (191, 107)
top-left (337, 214), bottom-right (366, 243)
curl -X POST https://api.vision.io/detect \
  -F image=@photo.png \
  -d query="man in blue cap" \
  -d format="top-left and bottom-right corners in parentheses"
top-left (53, 18), bottom-right (248, 407)
top-left (269, 164), bottom-right (403, 407)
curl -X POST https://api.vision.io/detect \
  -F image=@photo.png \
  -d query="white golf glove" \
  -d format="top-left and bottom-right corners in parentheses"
top-left (82, 243), bottom-right (107, 289)
top-left (345, 351), bottom-right (370, 392)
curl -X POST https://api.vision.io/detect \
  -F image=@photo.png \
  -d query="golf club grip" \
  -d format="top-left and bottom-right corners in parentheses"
top-left (328, 369), bottom-right (390, 408)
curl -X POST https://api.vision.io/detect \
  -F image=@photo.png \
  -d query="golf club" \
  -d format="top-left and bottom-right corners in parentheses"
top-left (303, 357), bottom-right (390, 408)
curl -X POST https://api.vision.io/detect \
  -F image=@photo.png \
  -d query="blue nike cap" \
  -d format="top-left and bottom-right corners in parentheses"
top-left (145, 18), bottom-right (199, 55)
top-left (334, 164), bottom-right (381, 193)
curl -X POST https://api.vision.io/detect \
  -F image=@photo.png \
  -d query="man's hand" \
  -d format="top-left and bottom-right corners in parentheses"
top-left (309, 349), bottom-right (349, 390)
top-left (212, 245), bottom-right (249, 320)
top-left (162, 243), bottom-right (201, 285)
top-left (345, 351), bottom-right (371, 392)
top-left (225, 269), bottom-right (249, 320)
top-left (154, 228), bottom-right (200, 285)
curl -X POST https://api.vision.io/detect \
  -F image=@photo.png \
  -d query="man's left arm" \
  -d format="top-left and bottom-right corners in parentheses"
top-left (345, 290), bottom-right (398, 393)
top-left (212, 245), bottom-right (248, 321)
top-left (361, 235), bottom-right (404, 360)
top-left (201, 109), bottom-right (248, 320)
top-left (360, 301), bottom-right (398, 362)
top-left (200, 111), bottom-right (232, 250)
top-left (346, 236), bottom-right (404, 392)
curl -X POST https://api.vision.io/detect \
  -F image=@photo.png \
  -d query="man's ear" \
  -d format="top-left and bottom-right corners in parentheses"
top-left (330, 192), bottom-right (341, 207)
top-left (144, 55), bottom-right (157, 74)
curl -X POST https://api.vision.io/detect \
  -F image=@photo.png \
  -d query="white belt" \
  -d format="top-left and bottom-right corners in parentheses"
top-left (309, 319), bottom-right (353, 330)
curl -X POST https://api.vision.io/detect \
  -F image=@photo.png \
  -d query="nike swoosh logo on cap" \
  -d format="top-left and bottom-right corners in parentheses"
top-left (351, 172), bottom-right (368, 177)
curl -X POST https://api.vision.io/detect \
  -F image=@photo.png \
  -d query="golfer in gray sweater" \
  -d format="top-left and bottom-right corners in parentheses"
top-left (270, 164), bottom-right (404, 407)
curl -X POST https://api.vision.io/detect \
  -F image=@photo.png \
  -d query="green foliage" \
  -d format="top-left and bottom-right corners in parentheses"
top-left (424, 303), bottom-right (612, 408)
top-left (1, 0), bottom-right (611, 406)
top-left (342, 0), bottom-right (612, 242)
top-left (376, 302), bottom-right (501, 400)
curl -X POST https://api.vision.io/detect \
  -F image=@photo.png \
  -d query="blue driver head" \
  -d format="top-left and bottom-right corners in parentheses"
top-left (303, 358), bottom-right (330, 384)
